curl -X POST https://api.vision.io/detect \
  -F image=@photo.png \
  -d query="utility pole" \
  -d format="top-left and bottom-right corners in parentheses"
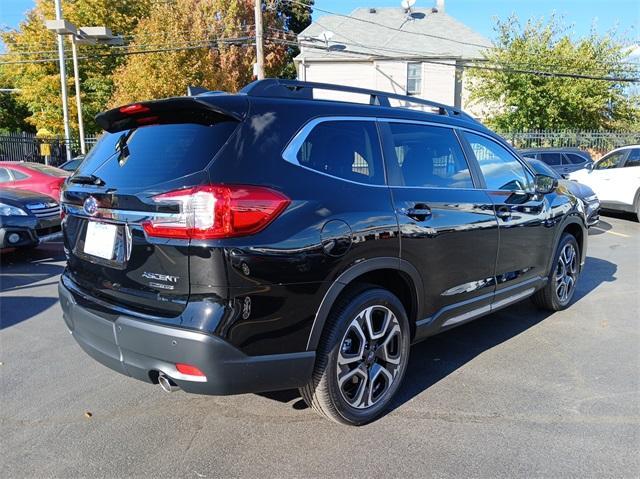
top-left (254, 0), bottom-right (264, 80)
top-left (54, 0), bottom-right (73, 162)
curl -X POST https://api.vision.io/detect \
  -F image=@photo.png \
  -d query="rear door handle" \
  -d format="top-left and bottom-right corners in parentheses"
top-left (405, 204), bottom-right (432, 221)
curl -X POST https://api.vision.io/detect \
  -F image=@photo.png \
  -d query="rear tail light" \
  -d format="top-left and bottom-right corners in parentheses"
top-left (143, 185), bottom-right (290, 239)
top-left (119, 103), bottom-right (150, 115)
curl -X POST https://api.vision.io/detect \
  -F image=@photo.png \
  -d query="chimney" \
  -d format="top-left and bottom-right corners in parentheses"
top-left (436, 0), bottom-right (445, 13)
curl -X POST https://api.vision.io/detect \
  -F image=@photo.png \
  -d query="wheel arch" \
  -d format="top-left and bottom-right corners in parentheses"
top-left (306, 258), bottom-right (423, 351)
top-left (546, 215), bottom-right (587, 276)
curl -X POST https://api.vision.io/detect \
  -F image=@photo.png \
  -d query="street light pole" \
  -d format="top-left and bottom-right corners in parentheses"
top-left (54, 0), bottom-right (73, 162)
top-left (47, 23), bottom-right (121, 158)
top-left (70, 36), bottom-right (86, 154)
top-left (254, 0), bottom-right (264, 80)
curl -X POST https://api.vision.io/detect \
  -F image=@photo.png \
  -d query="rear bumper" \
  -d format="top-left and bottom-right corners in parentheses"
top-left (58, 279), bottom-right (315, 395)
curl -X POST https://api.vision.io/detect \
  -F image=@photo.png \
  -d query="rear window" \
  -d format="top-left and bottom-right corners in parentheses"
top-left (26, 164), bottom-right (68, 177)
top-left (75, 122), bottom-right (237, 188)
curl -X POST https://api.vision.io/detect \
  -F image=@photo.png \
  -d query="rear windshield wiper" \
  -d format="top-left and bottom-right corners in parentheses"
top-left (69, 174), bottom-right (105, 186)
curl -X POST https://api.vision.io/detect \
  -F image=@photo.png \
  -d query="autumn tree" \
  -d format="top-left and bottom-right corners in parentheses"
top-left (110, 0), bottom-right (311, 105)
top-left (468, 15), bottom-right (640, 131)
top-left (1, 0), bottom-right (152, 135)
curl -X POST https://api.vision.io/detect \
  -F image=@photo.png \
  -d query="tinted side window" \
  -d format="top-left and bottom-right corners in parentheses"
top-left (565, 153), bottom-right (587, 165)
top-left (0, 168), bottom-right (11, 183)
top-left (540, 153), bottom-right (562, 165)
top-left (595, 151), bottom-right (626, 170)
top-left (464, 133), bottom-right (532, 191)
top-left (296, 121), bottom-right (384, 185)
top-left (384, 123), bottom-right (473, 188)
top-left (624, 149), bottom-right (640, 168)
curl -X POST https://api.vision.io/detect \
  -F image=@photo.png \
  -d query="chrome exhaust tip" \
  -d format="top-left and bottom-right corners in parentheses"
top-left (158, 373), bottom-right (179, 393)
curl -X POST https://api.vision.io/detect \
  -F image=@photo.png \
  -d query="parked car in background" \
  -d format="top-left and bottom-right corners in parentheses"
top-left (58, 79), bottom-right (588, 425)
top-left (570, 145), bottom-right (640, 222)
top-left (0, 162), bottom-right (69, 200)
top-left (0, 187), bottom-right (62, 250)
top-left (59, 156), bottom-right (85, 172)
top-left (525, 158), bottom-right (599, 227)
top-left (520, 148), bottom-right (592, 177)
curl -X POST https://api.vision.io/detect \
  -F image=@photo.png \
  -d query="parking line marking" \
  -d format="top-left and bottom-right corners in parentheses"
top-left (592, 227), bottom-right (630, 238)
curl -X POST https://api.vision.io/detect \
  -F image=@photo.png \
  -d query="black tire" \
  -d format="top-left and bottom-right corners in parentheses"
top-left (532, 233), bottom-right (580, 311)
top-left (300, 286), bottom-right (411, 426)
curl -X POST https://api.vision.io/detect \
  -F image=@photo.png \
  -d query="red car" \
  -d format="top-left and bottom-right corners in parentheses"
top-left (0, 162), bottom-right (69, 200)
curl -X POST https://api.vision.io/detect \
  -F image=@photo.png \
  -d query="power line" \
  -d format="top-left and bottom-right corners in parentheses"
top-left (287, 18), bottom-right (639, 80)
top-left (270, 38), bottom-right (639, 82)
top-left (0, 37), bottom-right (255, 66)
top-left (266, 23), bottom-right (640, 73)
top-left (282, 0), bottom-right (640, 68)
top-left (280, 0), bottom-right (491, 50)
top-left (1, 25), bottom-right (257, 57)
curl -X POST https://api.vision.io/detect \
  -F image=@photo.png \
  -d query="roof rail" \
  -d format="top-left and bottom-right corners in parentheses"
top-left (240, 79), bottom-right (476, 121)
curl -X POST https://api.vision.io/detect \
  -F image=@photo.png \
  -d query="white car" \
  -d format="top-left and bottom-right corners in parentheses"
top-left (569, 145), bottom-right (640, 222)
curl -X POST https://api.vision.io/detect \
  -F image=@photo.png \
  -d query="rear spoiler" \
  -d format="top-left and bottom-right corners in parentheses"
top-left (96, 96), bottom-right (244, 133)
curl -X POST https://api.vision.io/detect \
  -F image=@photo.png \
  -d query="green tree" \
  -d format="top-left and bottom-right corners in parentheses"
top-left (0, 67), bottom-right (35, 133)
top-left (467, 15), bottom-right (640, 131)
top-left (1, 0), bottom-right (152, 135)
top-left (110, 0), bottom-right (312, 105)
top-left (0, 92), bottom-right (35, 134)
top-left (274, 0), bottom-right (314, 79)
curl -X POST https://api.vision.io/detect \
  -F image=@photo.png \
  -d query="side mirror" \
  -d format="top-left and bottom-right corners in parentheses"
top-left (586, 162), bottom-right (594, 171)
top-left (534, 174), bottom-right (558, 195)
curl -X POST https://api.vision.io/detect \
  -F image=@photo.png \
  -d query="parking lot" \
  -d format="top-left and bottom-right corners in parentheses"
top-left (1, 213), bottom-right (638, 478)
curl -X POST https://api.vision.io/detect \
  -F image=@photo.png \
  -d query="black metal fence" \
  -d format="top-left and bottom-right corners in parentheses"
top-left (0, 132), bottom-right (85, 166)
top-left (498, 130), bottom-right (640, 157)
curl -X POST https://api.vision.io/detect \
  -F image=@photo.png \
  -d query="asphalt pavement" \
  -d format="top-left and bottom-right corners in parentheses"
top-left (1, 213), bottom-right (639, 478)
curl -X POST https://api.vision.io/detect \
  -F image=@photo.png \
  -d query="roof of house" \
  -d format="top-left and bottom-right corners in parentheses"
top-left (295, 7), bottom-right (492, 62)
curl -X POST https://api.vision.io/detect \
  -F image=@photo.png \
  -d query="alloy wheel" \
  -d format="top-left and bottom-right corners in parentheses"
top-left (555, 243), bottom-right (578, 303)
top-left (336, 305), bottom-right (404, 409)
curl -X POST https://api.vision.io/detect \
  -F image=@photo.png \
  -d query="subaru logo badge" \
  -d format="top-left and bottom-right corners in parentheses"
top-left (83, 196), bottom-right (99, 216)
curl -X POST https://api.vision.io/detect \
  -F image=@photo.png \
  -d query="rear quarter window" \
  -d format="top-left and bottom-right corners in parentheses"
top-left (0, 168), bottom-right (11, 183)
top-left (76, 122), bottom-right (238, 188)
top-left (565, 153), bottom-right (587, 165)
top-left (294, 120), bottom-right (385, 185)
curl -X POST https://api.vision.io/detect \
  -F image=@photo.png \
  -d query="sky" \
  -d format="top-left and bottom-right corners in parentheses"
top-left (1, 0), bottom-right (638, 43)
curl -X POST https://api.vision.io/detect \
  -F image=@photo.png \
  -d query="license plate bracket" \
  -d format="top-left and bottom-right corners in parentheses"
top-left (83, 221), bottom-right (118, 260)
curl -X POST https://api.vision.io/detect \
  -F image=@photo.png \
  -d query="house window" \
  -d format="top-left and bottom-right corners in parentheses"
top-left (407, 62), bottom-right (422, 95)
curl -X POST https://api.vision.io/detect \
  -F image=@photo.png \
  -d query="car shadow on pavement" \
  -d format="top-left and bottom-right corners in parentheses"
top-left (0, 243), bottom-right (66, 329)
top-left (259, 255), bottom-right (618, 416)
top-left (588, 219), bottom-right (613, 236)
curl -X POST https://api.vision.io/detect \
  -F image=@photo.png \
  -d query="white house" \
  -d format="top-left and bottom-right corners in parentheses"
top-left (295, 1), bottom-right (491, 117)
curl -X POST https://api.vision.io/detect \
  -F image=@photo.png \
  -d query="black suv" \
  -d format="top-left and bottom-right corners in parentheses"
top-left (59, 80), bottom-right (588, 425)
